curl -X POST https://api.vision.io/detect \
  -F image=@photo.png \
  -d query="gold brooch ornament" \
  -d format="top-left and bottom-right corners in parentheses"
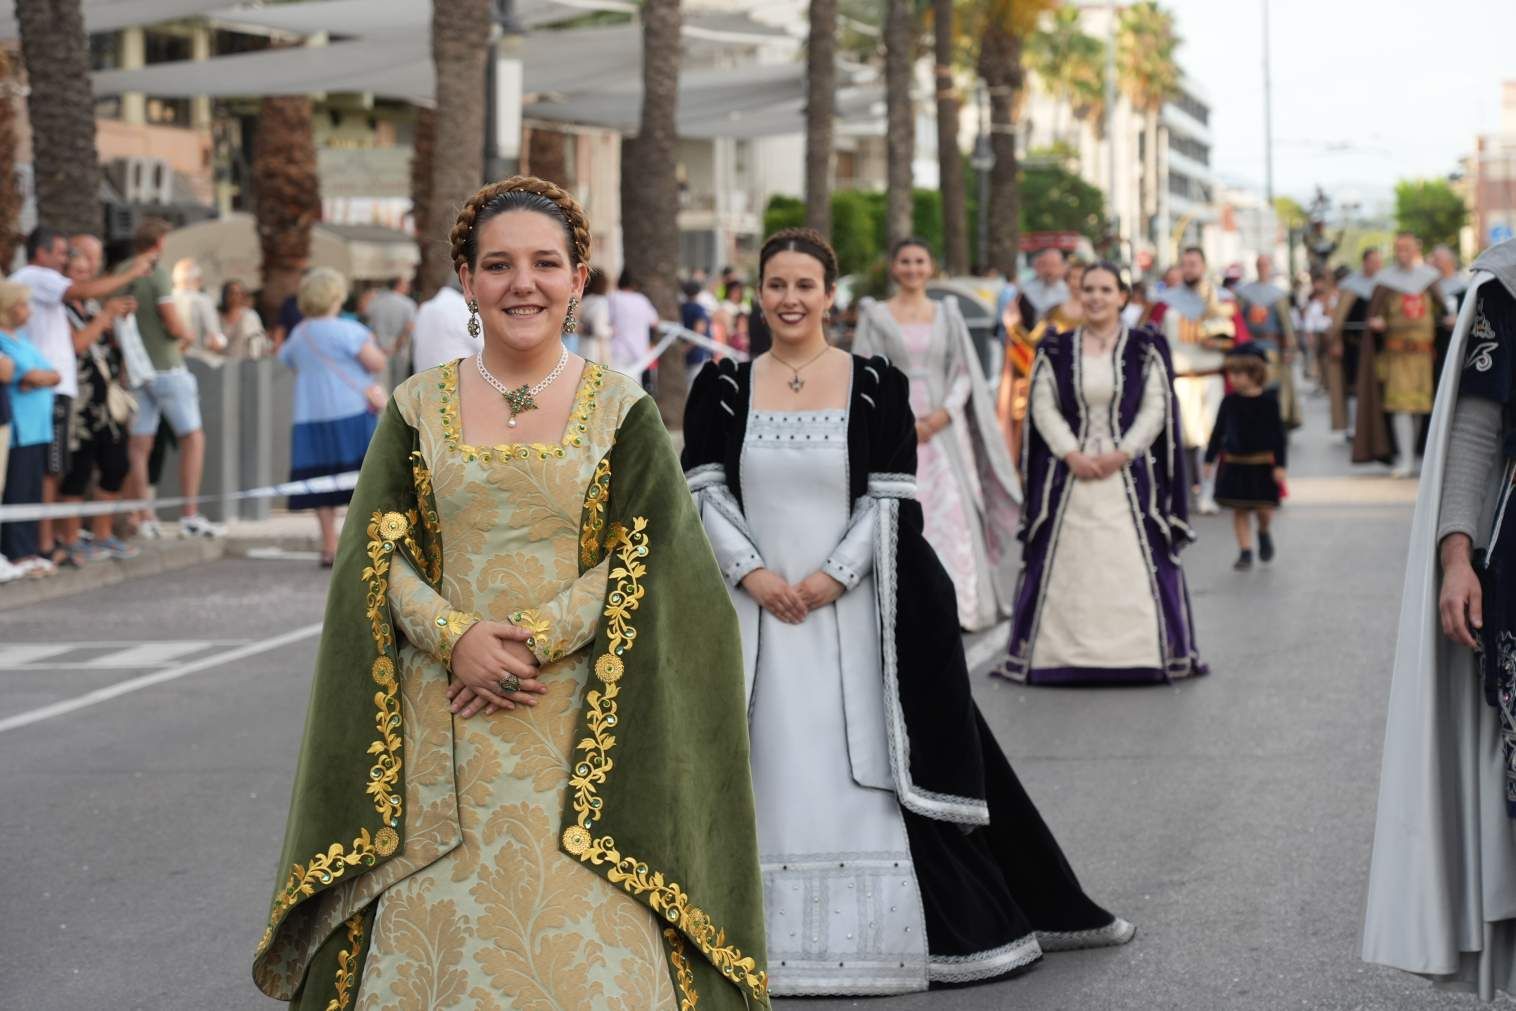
top-left (595, 653), bottom-right (624, 684)
top-left (378, 512), bottom-right (409, 541)
top-left (375, 827), bottom-right (399, 856)
top-left (562, 825), bottom-right (591, 856)
top-left (370, 656), bottom-right (397, 686)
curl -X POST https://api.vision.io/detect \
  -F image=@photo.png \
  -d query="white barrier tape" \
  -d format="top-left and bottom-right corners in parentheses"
top-left (627, 323), bottom-right (751, 376)
top-left (0, 471), bottom-right (360, 522)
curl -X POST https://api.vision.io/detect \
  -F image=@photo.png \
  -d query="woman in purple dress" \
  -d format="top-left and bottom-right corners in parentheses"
top-left (998, 262), bottom-right (1206, 685)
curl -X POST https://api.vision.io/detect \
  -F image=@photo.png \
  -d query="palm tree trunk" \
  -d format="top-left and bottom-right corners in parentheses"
top-left (933, 0), bottom-right (967, 275)
top-left (804, 0), bottom-right (837, 237)
top-left (0, 49), bottom-right (23, 267)
top-left (1144, 108), bottom-right (1160, 244)
top-left (620, 0), bottom-right (683, 426)
top-left (16, 0), bottom-right (99, 235)
top-left (251, 96), bottom-right (320, 325)
top-left (978, 20), bottom-right (1022, 279)
top-left (883, 0), bottom-right (915, 250)
top-left (423, 0), bottom-right (490, 299)
top-left (409, 106), bottom-right (436, 293)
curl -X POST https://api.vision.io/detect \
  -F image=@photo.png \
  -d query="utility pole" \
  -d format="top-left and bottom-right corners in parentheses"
top-left (1261, 0), bottom-right (1275, 249)
top-left (1105, 0), bottom-right (1119, 258)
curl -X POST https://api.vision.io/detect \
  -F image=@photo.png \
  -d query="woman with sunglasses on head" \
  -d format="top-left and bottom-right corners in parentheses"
top-left (684, 227), bottom-right (1133, 999)
top-left (852, 238), bottom-right (1021, 631)
top-left (253, 177), bottom-right (768, 1010)
top-left (999, 261), bottom-right (1206, 686)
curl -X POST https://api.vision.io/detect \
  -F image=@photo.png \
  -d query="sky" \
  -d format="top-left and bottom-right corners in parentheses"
top-left (1160, 0), bottom-right (1516, 212)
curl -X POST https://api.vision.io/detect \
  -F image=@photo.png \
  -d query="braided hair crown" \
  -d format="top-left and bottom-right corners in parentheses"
top-left (759, 226), bottom-right (839, 289)
top-left (449, 175), bottom-right (592, 273)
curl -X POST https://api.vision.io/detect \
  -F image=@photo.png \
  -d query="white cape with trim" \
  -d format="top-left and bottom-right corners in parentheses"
top-left (1363, 253), bottom-right (1516, 999)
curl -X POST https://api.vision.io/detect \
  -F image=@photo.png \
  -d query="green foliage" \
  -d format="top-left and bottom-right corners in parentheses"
top-left (1394, 178), bottom-right (1469, 251)
top-left (1027, 7), bottom-right (1108, 128)
top-left (1273, 196), bottom-right (1308, 232)
top-left (762, 194), bottom-right (806, 238)
top-left (1118, 1), bottom-right (1181, 114)
top-left (1020, 163), bottom-right (1108, 241)
top-left (763, 188), bottom-right (947, 278)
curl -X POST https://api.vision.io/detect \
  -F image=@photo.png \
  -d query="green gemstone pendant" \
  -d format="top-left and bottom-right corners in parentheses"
top-left (502, 385), bottom-right (536, 427)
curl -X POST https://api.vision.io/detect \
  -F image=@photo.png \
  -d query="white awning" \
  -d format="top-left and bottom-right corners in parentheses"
top-left (0, 0), bottom-right (232, 38)
top-left (209, 0), bottom-right (635, 37)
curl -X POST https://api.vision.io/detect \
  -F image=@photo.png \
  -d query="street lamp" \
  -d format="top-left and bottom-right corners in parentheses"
top-left (484, 0), bottom-right (525, 182)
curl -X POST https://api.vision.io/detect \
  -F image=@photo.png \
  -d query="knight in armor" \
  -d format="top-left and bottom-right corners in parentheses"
top-left (1328, 247), bottom-right (1382, 439)
top-left (1353, 233), bottom-right (1445, 477)
top-left (1234, 255), bottom-right (1303, 430)
top-left (1142, 246), bottom-right (1236, 507)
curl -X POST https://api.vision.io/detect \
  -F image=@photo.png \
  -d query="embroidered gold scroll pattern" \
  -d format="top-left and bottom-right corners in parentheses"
top-left (559, 518), bottom-right (770, 1005)
top-left (325, 912), bottom-right (365, 1011)
top-left (510, 608), bottom-right (563, 663)
top-left (363, 512), bottom-right (406, 832)
top-left (664, 928), bottom-right (700, 1010)
top-left (257, 828), bottom-right (383, 954)
top-left (580, 454), bottom-right (612, 569)
top-left (408, 450), bottom-right (443, 584)
top-left (438, 360), bottom-right (606, 461)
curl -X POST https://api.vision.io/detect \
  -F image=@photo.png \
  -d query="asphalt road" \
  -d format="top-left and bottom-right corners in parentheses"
top-left (0, 394), bottom-right (1491, 1010)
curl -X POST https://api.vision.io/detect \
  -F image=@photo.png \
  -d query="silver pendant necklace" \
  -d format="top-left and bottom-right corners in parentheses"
top-left (770, 345), bottom-right (831, 393)
top-left (475, 347), bottom-right (570, 428)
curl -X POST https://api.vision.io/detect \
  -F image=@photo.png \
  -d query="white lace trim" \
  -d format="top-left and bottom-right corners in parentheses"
top-left (927, 933), bottom-right (1043, 983)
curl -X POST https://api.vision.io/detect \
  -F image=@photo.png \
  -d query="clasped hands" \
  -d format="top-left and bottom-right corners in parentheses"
top-left (1064, 449), bottom-right (1129, 481)
top-left (447, 620), bottom-right (550, 719)
top-left (740, 568), bottom-right (844, 624)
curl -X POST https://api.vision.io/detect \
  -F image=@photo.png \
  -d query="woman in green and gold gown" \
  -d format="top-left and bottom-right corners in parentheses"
top-left (251, 177), bottom-right (769, 1010)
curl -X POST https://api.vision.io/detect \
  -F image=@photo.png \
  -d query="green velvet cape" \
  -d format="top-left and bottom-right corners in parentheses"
top-left (252, 393), bottom-right (770, 1009)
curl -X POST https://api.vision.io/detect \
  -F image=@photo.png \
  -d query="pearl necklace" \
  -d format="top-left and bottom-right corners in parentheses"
top-left (475, 347), bottom-right (570, 427)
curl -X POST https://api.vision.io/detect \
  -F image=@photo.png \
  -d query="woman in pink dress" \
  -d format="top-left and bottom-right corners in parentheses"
top-left (852, 239), bottom-right (1021, 630)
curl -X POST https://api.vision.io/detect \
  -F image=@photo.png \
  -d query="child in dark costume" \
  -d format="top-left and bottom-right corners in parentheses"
top-left (1204, 344), bottom-right (1288, 570)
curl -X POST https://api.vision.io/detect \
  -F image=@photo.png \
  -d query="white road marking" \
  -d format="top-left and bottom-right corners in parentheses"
top-left (0, 645), bottom-right (78, 667)
top-left (76, 641), bottom-right (224, 669)
top-left (0, 624), bottom-right (322, 735)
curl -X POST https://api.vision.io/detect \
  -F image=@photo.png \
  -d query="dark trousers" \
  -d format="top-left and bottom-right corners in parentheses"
top-left (1, 442), bottom-right (46, 559)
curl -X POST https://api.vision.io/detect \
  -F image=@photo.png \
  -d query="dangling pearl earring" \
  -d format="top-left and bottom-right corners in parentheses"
top-left (467, 299), bottom-right (480, 339)
top-left (563, 296), bottom-right (579, 334)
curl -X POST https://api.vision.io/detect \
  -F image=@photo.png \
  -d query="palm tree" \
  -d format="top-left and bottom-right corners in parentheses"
top-left (409, 107), bottom-right (436, 292)
top-left (972, 0), bottom-right (1055, 278)
top-left (1026, 7), bottom-right (1106, 150)
top-left (804, 0), bottom-right (837, 237)
top-left (883, 0), bottom-right (915, 250)
top-left (251, 96), bottom-right (320, 325)
top-left (620, 0), bottom-right (683, 426)
top-left (15, 0), bottom-right (99, 235)
top-left (422, 0), bottom-right (491, 299)
top-left (1118, 1), bottom-right (1181, 246)
top-left (932, 0), bottom-right (968, 274)
top-left (0, 48), bottom-right (23, 267)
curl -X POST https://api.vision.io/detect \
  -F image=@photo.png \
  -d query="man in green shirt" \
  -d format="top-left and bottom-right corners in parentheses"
top-left (121, 218), bottom-right (223, 539)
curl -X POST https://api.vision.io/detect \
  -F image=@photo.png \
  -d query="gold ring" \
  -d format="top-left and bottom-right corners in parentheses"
top-left (498, 673), bottom-right (521, 695)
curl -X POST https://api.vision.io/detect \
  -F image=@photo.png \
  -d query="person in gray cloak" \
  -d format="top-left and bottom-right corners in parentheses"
top-left (1363, 237), bottom-right (1516, 1001)
top-left (852, 238), bottom-right (1022, 631)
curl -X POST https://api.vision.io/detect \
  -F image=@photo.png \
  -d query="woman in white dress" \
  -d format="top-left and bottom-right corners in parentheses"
top-left (999, 262), bottom-right (1206, 685)
top-left (851, 239), bottom-right (1021, 631)
top-left (684, 228), bottom-right (1133, 999)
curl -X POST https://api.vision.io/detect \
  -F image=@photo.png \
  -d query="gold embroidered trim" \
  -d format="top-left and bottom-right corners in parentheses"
top-left (434, 609), bottom-right (480, 666)
top-left (408, 450), bottom-right (443, 584)
top-left (325, 913), bottom-right (365, 1011)
top-left (580, 454), bottom-right (612, 568)
top-left (510, 608), bottom-right (563, 663)
top-left (665, 928), bottom-right (700, 1009)
top-left (257, 829), bottom-right (383, 954)
top-left (362, 513), bottom-right (405, 829)
top-left (562, 518), bottom-right (769, 1005)
top-left (437, 359), bottom-right (605, 462)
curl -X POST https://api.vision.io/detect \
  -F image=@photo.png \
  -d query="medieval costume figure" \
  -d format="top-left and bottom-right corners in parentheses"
top-left (1003, 264), bottom-right (1206, 685)
top-left (1143, 249), bottom-right (1236, 508)
top-left (1235, 258), bottom-right (1303, 430)
top-left (690, 229), bottom-right (1133, 998)
top-left (998, 263), bottom-right (1085, 469)
top-left (1205, 345), bottom-right (1288, 571)
top-left (1354, 235), bottom-right (1445, 477)
top-left (1363, 238), bottom-right (1516, 1002)
top-left (1329, 251), bottom-right (1382, 434)
top-left (1432, 245), bottom-right (1475, 446)
top-left (252, 178), bottom-right (769, 1011)
top-left (853, 240), bottom-right (1021, 631)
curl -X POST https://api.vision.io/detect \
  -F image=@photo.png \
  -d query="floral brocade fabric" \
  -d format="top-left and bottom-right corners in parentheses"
top-left (354, 360), bottom-right (679, 1010)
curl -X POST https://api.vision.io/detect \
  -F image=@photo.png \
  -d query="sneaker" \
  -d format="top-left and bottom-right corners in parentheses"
top-left (179, 514), bottom-right (226, 539)
top-left (0, 555), bottom-right (23, 584)
top-left (1258, 532), bottom-right (1275, 563)
top-left (97, 536), bottom-right (141, 561)
top-left (18, 557), bottom-right (57, 578)
top-left (1197, 494), bottom-right (1220, 516)
top-left (137, 519), bottom-right (164, 541)
top-left (1233, 550), bottom-right (1254, 571)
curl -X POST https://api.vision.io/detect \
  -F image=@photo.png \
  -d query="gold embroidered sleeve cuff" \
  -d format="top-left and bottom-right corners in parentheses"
top-left (435, 610), bottom-right (480, 667)
top-left (510, 609), bottom-right (563, 664)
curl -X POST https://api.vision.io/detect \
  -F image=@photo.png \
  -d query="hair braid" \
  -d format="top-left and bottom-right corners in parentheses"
top-left (449, 175), bottom-right (592, 274)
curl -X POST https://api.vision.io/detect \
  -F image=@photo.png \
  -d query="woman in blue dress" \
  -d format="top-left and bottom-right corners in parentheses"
top-left (277, 267), bottom-right (388, 566)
